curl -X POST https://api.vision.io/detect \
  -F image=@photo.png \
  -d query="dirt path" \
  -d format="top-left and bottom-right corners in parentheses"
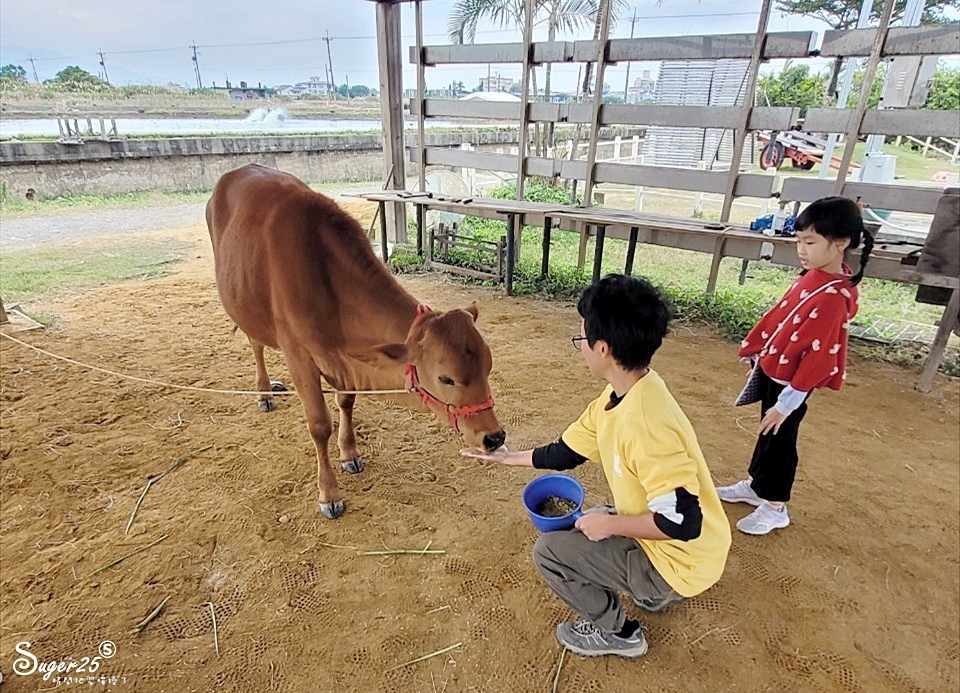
top-left (1, 217), bottom-right (958, 693)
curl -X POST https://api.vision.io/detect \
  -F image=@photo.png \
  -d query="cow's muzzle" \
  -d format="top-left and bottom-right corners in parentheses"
top-left (483, 430), bottom-right (506, 451)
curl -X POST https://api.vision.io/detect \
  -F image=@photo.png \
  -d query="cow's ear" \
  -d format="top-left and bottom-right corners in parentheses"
top-left (352, 342), bottom-right (409, 367)
top-left (465, 301), bottom-right (479, 321)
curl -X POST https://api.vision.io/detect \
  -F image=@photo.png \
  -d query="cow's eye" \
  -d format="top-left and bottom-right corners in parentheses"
top-left (438, 376), bottom-right (455, 387)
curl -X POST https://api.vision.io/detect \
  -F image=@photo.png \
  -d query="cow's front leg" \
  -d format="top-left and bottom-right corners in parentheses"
top-left (282, 348), bottom-right (344, 519)
top-left (336, 392), bottom-right (364, 474)
top-left (250, 339), bottom-right (276, 412)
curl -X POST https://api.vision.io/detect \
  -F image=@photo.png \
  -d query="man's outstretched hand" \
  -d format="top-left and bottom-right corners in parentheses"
top-left (459, 446), bottom-right (511, 463)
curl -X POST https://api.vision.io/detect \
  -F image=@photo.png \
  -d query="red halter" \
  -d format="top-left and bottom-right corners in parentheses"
top-left (403, 304), bottom-right (496, 433)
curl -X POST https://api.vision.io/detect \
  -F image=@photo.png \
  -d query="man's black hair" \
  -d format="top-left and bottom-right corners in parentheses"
top-left (577, 274), bottom-right (671, 371)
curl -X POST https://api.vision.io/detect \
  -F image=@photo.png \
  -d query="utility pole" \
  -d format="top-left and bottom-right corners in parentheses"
top-left (28, 55), bottom-right (40, 83)
top-left (190, 42), bottom-right (203, 89)
top-left (345, 74), bottom-right (350, 99)
top-left (623, 8), bottom-right (638, 102)
top-left (323, 31), bottom-right (336, 99)
top-left (98, 48), bottom-right (110, 85)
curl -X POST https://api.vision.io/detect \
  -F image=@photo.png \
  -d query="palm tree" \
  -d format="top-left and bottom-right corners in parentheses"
top-left (448, 0), bottom-right (607, 104)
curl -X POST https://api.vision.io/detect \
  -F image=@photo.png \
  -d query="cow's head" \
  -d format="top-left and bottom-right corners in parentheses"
top-left (366, 303), bottom-right (505, 452)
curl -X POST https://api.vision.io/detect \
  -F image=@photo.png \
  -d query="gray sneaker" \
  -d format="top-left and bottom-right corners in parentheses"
top-left (716, 479), bottom-right (763, 506)
top-left (556, 620), bottom-right (648, 659)
top-left (736, 503), bottom-right (790, 535)
top-left (633, 591), bottom-right (684, 613)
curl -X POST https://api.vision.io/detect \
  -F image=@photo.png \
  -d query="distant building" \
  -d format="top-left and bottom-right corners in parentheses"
top-left (211, 80), bottom-right (268, 100)
top-left (479, 75), bottom-right (515, 92)
top-left (627, 71), bottom-right (657, 104)
top-left (279, 76), bottom-right (335, 98)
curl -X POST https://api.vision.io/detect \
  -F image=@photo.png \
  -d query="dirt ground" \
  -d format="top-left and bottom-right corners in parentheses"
top-left (1, 212), bottom-right (958, 693)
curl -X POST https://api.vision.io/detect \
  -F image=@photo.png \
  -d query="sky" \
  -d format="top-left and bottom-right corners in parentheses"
top-left (1, 0), bottom-right (957, 95)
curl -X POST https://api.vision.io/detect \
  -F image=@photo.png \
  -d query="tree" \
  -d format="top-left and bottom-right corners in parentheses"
top-left (45, 66), bottom-right (110, 92)
top-left (758, 64), bottom-right (826, 117)
top-left (775, 0), bottom-right (958, 29)
top-left (0, 64), bottom-right (27, 85)
top-left (922, 64), bottom-right (960, 110)
top-left (848, 63), bottom-right (886, 109)
top-left (775, 0), bottom-right (960, 104)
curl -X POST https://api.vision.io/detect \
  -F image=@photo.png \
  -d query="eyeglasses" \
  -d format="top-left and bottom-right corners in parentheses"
top-left (571, 335), bottom-right (588, 350)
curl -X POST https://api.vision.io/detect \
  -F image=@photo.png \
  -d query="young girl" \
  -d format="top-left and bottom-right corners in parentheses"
top-left (717, 196), bottom-right (874, 535)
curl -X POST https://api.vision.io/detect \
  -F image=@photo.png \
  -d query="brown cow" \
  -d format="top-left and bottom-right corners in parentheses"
top-left (206, 164), bottom-right (505, 519)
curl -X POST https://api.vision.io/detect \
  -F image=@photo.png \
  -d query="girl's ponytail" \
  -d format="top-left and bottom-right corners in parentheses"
top-left (850, 227), bottom-right (874, 285)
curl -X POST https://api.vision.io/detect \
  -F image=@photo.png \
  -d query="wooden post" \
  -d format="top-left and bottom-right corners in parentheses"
top-left (541, 216), bottom-right (553, 279)
top-left (916, 287), bottom-right (960, 392)
top-left (375, 0), bottom-right (407, 243)
top-left (0, 295), bottom-right (8, 325)
top-left (414, 1), bottom-right (427, 194)
top-left (592, 225), bottom-right (606, 283)
top-left (624, 227), bottom-right (639, 276)
top-left (505, 214), bottom-right (517, 296)
top-left (577, 223), bottom-right (589, 271)
top-left (378, 201), bottom-right (389, 264)
top-left (415, 203), bottom-right (424, 257)
top-left (582, 2), bottom-right (613, 211)
top-left (720, 0), bottom-right (773, 222)
top-left (706, 234), bottom-right (729, 294)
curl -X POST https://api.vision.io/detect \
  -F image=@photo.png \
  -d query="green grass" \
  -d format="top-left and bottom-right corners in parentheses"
top-left (0, 189), bottom-right (211, 217)
top-left (0, 239), bottom-right (191, 305)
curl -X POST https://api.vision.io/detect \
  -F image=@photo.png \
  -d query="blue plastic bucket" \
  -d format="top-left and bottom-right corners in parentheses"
top-left (522, 474), bottom-right (585, 532)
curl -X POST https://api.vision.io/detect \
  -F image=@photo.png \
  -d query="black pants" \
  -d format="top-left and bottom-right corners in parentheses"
top-left (747, 369), bottom-right (810, 503)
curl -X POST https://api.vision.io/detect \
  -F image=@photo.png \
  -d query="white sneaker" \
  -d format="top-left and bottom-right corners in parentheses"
top-left (716, 479), bottom-right (763, 507)
top-left (736, 503), bottom-right (790, 535)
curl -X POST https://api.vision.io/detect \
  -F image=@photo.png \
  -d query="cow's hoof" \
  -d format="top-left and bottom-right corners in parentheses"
top-left (270, 380), bottom-right (288, 392)
top-left (340, 457), bottom-right (365, 474)
top-left (320, 500), bottom-right (345, 519)
top-left (258, 399), bottom-right (276, 412)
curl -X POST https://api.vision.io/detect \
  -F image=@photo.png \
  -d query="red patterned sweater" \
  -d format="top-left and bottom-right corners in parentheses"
top-left (738, 268), bottom-right (859, 392)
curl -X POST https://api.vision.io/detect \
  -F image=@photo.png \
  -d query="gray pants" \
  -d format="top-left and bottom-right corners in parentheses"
top-left (533, 529), bottom-right (678, 633)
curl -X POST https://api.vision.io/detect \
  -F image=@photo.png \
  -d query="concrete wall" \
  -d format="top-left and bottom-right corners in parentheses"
top-left (0, 130), bottom-right (522, 200)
